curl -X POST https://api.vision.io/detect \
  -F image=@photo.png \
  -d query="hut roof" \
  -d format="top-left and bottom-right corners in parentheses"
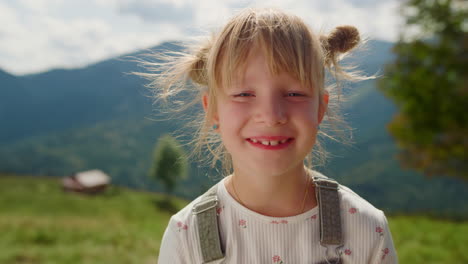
top-left (75, 169), bottom-right (110, 188)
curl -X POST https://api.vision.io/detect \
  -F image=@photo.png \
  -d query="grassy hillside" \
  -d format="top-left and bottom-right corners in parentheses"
top-left (0, 174), bottom-right (188, 264)
top-left (0, 175), bottom-right (467, 263)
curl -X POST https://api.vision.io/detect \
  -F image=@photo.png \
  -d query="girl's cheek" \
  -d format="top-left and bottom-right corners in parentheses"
top-left (222, 103), bottom-right (250, 120)
top-left (289, 105), bottom-right (320, 125)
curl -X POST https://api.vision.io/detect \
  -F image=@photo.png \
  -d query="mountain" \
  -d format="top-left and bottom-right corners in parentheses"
top-left (0, 42), bottom-right (181, 144)
top-left (0, 40), bottom-right (466, 219)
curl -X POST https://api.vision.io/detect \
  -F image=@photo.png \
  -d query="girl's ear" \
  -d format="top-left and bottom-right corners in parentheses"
top-left (318, 91), bottom-right (329, 124)
top-left (202, 92), bottom-right (219, 122)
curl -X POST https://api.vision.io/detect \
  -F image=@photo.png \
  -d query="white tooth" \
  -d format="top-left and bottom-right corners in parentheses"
top-left (270, 141), bottom-right (279, 146)
top-left (251, 139), bottom-right (258, 143)
top-left (261, 141), bottom-right (269, 145)
top-left (280, 139), bottom-right (288, 144)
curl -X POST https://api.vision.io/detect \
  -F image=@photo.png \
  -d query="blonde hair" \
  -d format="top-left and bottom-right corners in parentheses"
top-left (135, 8), bottom-right (372, 176)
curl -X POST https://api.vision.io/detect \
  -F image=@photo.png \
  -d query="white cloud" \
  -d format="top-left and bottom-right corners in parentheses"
top-left (118, 0), bottom-right (193, 23)
top-left (247, 0), bottom-right (402, 42)
top-left (0, 0), bottom-right (185, 75)
top-left (0, 0), bottom-right (401, 75)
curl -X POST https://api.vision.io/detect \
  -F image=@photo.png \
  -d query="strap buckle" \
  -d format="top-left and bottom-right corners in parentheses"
top-left (192, 196), bottom-right (219, 215)
top-left (313, 177), bottom-right (339, 190)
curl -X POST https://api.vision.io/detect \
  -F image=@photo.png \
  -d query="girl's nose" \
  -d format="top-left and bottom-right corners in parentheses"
top-left (253, 96), bottom-right (287, 126)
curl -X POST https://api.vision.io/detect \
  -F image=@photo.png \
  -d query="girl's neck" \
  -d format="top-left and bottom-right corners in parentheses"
top-left (224, 165), bottom-right (317, 217)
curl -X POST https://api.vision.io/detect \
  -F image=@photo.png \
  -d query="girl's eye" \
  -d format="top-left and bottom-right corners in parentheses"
top-left (232, 92), bottom-right (306, 98)
top-left (287, 92), bottom-right (305, 97)
top-left (234, 92), bottom-right (254, 97)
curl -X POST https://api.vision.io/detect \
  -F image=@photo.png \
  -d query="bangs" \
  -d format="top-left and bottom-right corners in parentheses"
top-left (210, 9), bottom-right (324, 94)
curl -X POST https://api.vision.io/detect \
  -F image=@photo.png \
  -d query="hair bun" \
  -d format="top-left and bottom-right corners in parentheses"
top-left (326, 25), bottom-right (360, 54)
top-left (189, 38), bottom-right (212, 86)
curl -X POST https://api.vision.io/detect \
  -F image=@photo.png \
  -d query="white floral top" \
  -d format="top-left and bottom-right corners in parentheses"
top-left (158, 172), bottom-right (398, 263)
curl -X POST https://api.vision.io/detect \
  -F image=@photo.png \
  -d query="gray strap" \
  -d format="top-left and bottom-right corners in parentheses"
top-left (313, 176), bottom-right (343, 247)
top-left (192, 172), bottom-right (343, 263)
top-left (192, 184), bottom-right (225, 263)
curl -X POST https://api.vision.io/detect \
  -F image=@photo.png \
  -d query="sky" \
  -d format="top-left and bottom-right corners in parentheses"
top-left (0, 0), bottom-right (403, 75)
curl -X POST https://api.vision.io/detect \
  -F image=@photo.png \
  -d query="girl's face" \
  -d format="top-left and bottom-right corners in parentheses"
top-left (204, 51), bottom-right (327, 176)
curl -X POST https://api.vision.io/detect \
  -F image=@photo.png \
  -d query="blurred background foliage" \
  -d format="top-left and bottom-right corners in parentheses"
top-left (379, 0), bottom-right (467, 180)
top-left (149, 134), bottom-right (188, 195)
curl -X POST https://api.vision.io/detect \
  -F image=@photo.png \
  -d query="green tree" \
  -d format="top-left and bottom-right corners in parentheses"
top-left (149, 134), bottom-right (188, 195)
top-left (379, 0), bottom-right (467, 180)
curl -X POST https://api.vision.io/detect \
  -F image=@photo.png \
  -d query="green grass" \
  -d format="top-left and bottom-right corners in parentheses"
top-left (0, 174), bottom-right (467, 263)
top-left (0, 174), bottom-right (188, 264)
top-left (389, 214), bottom-right (468, 263)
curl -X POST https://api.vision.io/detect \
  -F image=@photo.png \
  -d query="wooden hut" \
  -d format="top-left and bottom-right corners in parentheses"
top-left (62, 169), bottom-right (110, 194)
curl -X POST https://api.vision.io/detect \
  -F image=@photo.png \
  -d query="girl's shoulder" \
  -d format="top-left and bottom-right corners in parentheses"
top-left (312, 170), bottom-right (388, 223)
top-left (338, 183), bottom-right (386, 217)
top-left (159, 185), bottom-right (223, 263)
top-left (165, 181), bottom-right (223, 232)
top-left (167, 192), bottom-right (206, 227)
top-left (336, 180), bottom-right (390, 230)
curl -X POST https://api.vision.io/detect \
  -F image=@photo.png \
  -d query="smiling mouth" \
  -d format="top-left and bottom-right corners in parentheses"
top-left (246, 138), bottom-right (294, 146)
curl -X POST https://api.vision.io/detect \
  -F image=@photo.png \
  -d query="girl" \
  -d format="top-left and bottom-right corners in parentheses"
top-left (142, 8), bottom-right (397, 264)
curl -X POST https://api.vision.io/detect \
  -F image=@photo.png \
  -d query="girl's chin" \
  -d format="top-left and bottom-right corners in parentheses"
top-left (234, 160), bottom-right (303, 175)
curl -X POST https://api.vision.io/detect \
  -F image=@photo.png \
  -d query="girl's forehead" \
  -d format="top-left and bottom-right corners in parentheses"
top-left (214, 40), bottom-right (320, 93)
top-left (227, 52), bottom-right (288, 79)
top-left (230, 56), bottom-right (302, 85)
top-left (243, 70), bottom-right (300, 84)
